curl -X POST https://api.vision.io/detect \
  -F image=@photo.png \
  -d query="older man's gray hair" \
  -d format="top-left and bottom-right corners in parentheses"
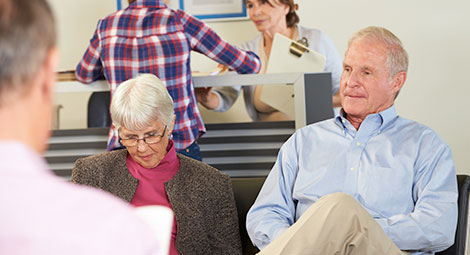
top-left (348, 26), bottom-right (409, 77)
top-left (111, 73), bottom-right (175, 131)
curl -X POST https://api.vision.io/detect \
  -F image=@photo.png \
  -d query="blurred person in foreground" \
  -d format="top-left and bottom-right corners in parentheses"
top-left (0, 0), bottom-right (164, 254)
top-left (72, 73), bottom-right (241, 255)
top-left (76, 0), bottom-right (261, 160)
top-left (197, 0), bottom-right (342, 121)
top-left (246, 26), bottom-right (458, 254)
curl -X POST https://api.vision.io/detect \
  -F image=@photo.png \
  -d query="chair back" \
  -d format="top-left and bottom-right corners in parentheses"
top-left (437, 174), bottom-right (470, 255)
top-left (87, 91), bottom-right (111, 128)
top-left (231, 177), bottom-right (265, 255)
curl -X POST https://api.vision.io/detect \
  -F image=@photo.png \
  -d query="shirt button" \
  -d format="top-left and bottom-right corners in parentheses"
top-left (356, 142), bottom-right (361, 146)
top-left (377, 130), bottom-right (381, 134)
top-left (342, 119), bottom-right (346, 123)
top-left (350, 167), bottom-right (355, 171)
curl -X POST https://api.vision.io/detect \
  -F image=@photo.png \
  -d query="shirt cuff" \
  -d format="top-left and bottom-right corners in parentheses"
top-left (212, 90), bottom-right (225, 112)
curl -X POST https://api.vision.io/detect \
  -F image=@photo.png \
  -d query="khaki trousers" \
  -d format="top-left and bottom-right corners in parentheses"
top-left (258, 193), bottom-right (407, 255)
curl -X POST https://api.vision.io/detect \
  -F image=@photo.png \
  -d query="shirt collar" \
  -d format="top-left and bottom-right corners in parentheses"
top-left (335, 105), bottom-right (398, 133)
top-left (129, 0), bottom-right (166, 9)
top-left (335, 108), bottom-right (349, 130)
top-left (152, 139), bottom-right (178, 172)
top-left (377, 104), bottom-right (398, 129)
top-left (126, 139), bottom-right (180, 182)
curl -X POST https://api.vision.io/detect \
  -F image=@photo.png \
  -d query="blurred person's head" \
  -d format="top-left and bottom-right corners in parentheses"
top-left (0, 0), bottom-right (58, 153)
top-left (244, 0), bottom-right (299, 33)
top-left (111, 74), bottom-right (175, 168)
top-left (340, 26), bottom-right (408, 127)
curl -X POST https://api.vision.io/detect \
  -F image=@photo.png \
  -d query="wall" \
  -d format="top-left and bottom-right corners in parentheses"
top-left (49, 0), bottom-right (116, 129)
top-left (50, 0), bottom-right (470, 174)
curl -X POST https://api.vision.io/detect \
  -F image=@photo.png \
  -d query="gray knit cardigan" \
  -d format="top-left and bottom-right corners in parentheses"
top-left (71, 149), bottom-right (242, 255)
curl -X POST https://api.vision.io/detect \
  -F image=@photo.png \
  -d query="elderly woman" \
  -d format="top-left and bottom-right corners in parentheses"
top-left (71, 74), bottom-right (241, 255)
top-left (197, 0), bottom-right (343, 121)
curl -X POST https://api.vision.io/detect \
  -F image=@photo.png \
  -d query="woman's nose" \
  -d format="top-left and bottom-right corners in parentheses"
top-left (137, 140), bottom-right (148, 152)
top-left (251, 5), bottom-right (261, 16)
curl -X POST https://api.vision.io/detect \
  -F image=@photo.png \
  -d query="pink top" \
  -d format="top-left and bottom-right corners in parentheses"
top-left (0, 142), bottom-right (160, 255)
top-left (128, 140), bottom-right (180, 255)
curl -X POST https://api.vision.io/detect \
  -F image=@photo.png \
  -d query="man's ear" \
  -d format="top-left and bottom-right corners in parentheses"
top-left (391, 71), bottom-right (407, 94)
top-left (40, 47), bottom-right (59, 102)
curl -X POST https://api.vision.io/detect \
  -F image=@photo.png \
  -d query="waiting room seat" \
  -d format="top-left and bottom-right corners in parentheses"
top-left (87, 91), bottom-right (111, 128)
top-left (231, 175), bottom-right (470, 255)
top-left (231, 177), bottom-right (265, 255)
top-left (437, 174), bottom-right (470, 255)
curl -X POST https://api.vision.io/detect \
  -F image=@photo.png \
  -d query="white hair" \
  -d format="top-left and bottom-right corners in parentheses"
top-left (348, 26), bottom-right (409, 77)
top-left (111, 74), bottom-right (174, 131)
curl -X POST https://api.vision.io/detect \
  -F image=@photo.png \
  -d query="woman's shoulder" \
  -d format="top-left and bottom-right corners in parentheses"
top-left (240, 33), bottom-right (262, 53)
top-left (76, 149), bottom-right (127, 167)
top-left (298, 25), bottom-right (330, 42)
top-left (297, 25), bottom-right (339, 55)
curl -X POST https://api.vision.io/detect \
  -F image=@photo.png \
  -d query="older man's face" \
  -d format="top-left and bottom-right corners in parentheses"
top-left (340, 39), bottom-right (398, 121)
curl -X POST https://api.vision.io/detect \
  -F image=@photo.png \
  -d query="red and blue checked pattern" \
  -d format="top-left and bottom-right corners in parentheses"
top-left (76, 0), bottom-right (260, 151)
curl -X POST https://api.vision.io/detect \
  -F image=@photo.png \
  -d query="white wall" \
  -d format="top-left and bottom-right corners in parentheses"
top-left (50, 0), bottom-right (116, 129)
top-left (50, 0), bottom-right (470, 174)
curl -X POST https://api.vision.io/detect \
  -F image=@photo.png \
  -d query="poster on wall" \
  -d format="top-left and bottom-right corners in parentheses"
top-left (116, 0), bottom-right (128, 10)
top-left (116, 0), bottom-right (248, 21)
top-left (179, 0), bottom-right (248, 21)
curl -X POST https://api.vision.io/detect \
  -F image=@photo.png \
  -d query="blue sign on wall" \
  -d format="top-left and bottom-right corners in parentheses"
top-left (117, 0), bottom-right (247, 21)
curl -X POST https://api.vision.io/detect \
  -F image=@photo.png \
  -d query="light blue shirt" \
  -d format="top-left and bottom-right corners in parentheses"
top-left (246, 106), bottom-right (458, 254)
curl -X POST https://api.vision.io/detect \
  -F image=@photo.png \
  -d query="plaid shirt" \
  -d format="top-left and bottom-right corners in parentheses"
top-left (76, 0), bottom-right (260, 151)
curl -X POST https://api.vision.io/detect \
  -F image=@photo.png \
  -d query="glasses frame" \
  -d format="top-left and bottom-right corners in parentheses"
top-left (119, 125), bottom-right (167, 147)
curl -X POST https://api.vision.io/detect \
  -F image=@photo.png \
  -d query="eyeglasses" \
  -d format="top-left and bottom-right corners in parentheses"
top-left (119, 125), bottom-right (167, 147)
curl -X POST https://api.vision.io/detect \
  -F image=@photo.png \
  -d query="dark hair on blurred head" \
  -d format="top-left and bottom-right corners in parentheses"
top-left (0, 0), bottom-right (56, 103)
top-left (244, 0), bottom-right (299, 28)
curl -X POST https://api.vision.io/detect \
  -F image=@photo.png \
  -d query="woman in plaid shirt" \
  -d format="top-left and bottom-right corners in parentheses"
top-left (76, 0), bottom-right (261, 160)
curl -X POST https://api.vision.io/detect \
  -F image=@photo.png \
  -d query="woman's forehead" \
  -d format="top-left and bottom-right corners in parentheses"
top-left (120, 120), bottom-right (164, 135)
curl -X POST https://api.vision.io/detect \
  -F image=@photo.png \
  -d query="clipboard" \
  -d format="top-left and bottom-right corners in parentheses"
top-left (261, 33), bottom-right (326, 118)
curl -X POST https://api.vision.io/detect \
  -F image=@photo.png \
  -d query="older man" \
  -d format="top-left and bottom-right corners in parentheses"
top-left (246, 26), bottom-right (458, 254)
top-left (0, 0), bottom-right (162, 254)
